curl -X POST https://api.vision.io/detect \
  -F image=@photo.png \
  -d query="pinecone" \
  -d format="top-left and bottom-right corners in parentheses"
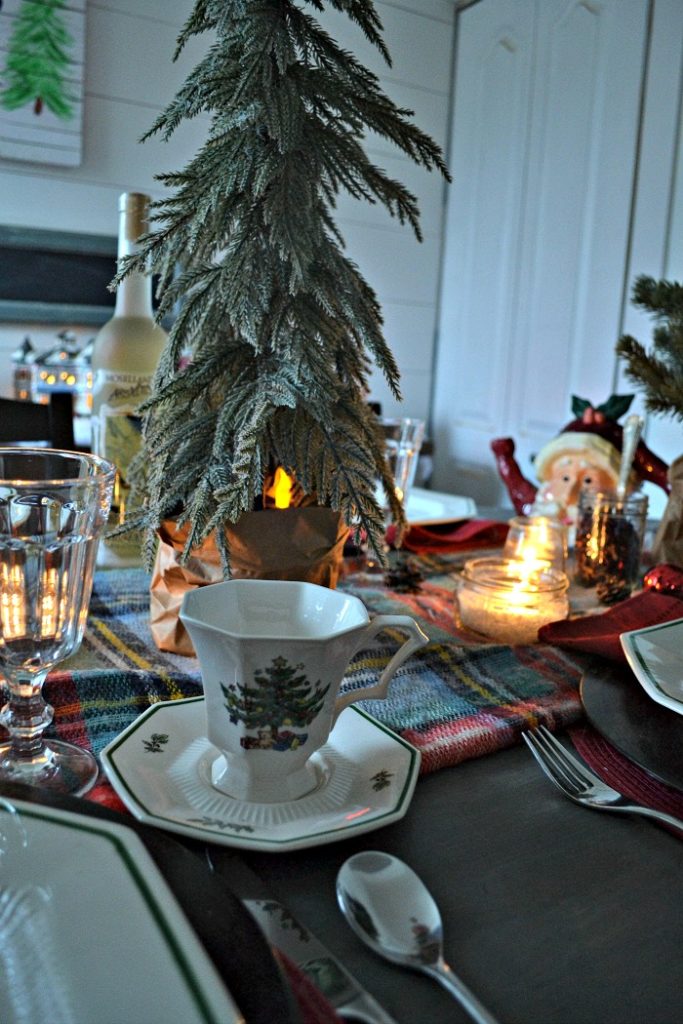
top-left (596, 575), bottom-right (631, 605)
top-left (384, 555), bottom-right (423, 593)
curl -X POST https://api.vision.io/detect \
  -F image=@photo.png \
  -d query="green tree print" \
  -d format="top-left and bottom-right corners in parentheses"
top-left (1, 0), bottom-right (75, 118)
top-left (221, 656), bottom-right (330, 751)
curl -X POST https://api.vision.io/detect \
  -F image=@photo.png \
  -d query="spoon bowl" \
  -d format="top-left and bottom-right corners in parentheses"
top-left (336, 851), bottom-right (499, 1024)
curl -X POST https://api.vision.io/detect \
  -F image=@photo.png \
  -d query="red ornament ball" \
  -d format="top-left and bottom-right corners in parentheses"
top-left (643, 563), bottom-right (683, 600)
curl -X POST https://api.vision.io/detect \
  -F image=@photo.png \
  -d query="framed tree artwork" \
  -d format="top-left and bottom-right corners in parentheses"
top-left (0, 0), bottom-right (86, 166)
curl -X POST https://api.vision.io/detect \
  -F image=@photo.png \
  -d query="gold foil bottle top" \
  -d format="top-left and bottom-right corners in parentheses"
top-left (118, 192), bottom-right (151, 243)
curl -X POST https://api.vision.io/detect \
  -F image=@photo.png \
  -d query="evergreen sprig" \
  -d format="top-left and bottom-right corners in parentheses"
top-left (616, 275), bottom-right (683, 421)
top-left (117, 0), bottom-right (450, 568)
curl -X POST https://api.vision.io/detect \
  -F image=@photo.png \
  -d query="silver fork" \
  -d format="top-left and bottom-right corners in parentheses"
top-left (522, 724), bottom-right (683, 833)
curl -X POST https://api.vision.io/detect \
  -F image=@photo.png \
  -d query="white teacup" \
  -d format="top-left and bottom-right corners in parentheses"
top-left (179, 579), bottom-right (428, 803)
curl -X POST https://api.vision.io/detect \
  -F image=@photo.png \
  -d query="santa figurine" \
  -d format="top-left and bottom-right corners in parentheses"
top-left (491, 394), bottom-right (670, 529)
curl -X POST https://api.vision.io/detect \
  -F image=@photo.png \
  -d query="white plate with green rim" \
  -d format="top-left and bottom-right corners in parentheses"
top-left (101, 701), bottom-right (420, 852)
top-left (621, 617), bottom-right (683, 715)
top-left (406, 488), bottom-right (477, 525)
top-left (375, 485), bottom-right (477, 526)
top-left (0, 798), bottom-right (240, 1024)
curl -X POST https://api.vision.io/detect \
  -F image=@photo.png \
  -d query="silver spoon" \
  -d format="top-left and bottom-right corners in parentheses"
top-left (336, 851), bottom-right (499, 1024)
top-left (616, 413), bottom-right (644, 499)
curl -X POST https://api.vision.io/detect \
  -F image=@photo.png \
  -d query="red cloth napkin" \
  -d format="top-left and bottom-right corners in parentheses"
top-left (538, 590), bottom-right (683, 661)
top-left (387, 517), bottom-right (509, 553)
top-left (569, 724), bottom-right (683, 838)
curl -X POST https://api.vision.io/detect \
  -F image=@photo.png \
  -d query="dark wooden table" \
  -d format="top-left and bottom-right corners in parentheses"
top-left (4, 531), bottom-right (679, 1023)
top-left (215, 737), bottom-right (683, 1024)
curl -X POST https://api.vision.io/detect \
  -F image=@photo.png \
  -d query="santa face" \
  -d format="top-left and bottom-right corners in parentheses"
top-left (536, 453), bottom-right (618, 524)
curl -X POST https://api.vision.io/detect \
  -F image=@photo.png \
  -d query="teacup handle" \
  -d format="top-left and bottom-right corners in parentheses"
top-left (333, 614), bottom-right (429, 722)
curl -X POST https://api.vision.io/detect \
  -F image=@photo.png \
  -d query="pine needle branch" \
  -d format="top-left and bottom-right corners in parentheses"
top-left (616, 275), bottom-right (683, 421)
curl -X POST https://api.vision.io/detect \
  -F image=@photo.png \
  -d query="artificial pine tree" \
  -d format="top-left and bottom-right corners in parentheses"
top-left (119, 0), bottom-right (450, 571)
top-left (616, 276), bottom-right (683, 420)
top-left (0, 0), bottom-right (75, 118)
top-left (617, 276), bottom-right (683, 568)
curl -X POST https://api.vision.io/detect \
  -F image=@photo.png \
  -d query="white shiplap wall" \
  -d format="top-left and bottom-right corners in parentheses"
top-left (0, 0), bottom-right (456, 416)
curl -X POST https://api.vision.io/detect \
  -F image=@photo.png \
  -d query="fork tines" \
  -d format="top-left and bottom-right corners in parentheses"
top-left (523, 725), bottom-right (683, 833)
top-left (522, 725), bottom-right (592, 799)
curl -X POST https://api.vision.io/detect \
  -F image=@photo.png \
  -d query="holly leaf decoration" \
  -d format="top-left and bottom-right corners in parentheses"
top-left (571, 393), bottom-right (634, 421)
top-left (597, 394), bottom-right (634, 420)
top-left (571, 395), bottom-right (591, 417)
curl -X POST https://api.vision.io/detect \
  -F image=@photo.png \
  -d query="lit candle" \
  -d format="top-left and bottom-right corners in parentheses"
top-left (264, 467), bottom-right (294, 508)
top-left (457, 557), bottom-right (569, 644)
top-left (503, 516), bottom-right (567, 573)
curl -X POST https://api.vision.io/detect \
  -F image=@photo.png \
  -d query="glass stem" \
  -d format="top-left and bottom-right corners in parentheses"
top-left (0, 671), bottom-right (52, 760)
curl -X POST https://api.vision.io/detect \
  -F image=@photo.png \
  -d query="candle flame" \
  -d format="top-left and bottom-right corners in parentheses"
top-left (265, 467), bottom-right (294, 509)
top-left (519, 550), bottom-right (546, 578)
top-left (507, 557), bottom-right (545, 604)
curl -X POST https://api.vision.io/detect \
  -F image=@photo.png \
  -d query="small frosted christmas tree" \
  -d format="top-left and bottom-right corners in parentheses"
top-left (616, 276), bottom-right (683, 420)
top-left (1, 0), bottom-right (75, 119)
top-left (118, 0), bottom-right (450, 569)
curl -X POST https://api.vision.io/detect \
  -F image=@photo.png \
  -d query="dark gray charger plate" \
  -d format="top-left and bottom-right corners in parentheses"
top-left (580, 659), bottom-right (683, 792)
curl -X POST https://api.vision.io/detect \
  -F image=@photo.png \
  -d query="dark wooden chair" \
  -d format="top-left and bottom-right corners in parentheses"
top-left (0, 392), bottom-right (76, 449)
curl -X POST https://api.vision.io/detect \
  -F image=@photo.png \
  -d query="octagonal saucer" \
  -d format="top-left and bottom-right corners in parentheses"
top-left (101, 700), bottom-right (420, 852)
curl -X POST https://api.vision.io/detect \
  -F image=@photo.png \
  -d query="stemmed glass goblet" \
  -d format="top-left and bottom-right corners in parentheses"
top-left (386, 417), bottom-right (426, 511)
top-left (0, 448), bottom-right (115, 796)
top-left (378, 417), bottom-right (427, 559)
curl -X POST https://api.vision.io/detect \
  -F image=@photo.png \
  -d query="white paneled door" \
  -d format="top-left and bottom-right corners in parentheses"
top-left (432, 0), bottom-right (651, 506)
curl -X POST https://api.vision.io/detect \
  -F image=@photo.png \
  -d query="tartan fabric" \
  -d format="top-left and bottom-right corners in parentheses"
top-left (28, 555), bottom-right (585, 774)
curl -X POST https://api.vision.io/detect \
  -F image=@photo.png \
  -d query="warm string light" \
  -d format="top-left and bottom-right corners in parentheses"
top-left (58, 571), bottom-right (69, 635)
top-left (0, 563), bottom-right (26, 639)
top-left (0, 564), bottom-right (66, 641)
top-left (586, 527), bottom-right (600, 563)
top-left (40, 566), bottom-right (65, 638)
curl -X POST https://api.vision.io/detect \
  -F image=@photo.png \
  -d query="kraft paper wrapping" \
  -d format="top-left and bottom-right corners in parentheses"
top-left (652, 455), bottom-right (683, 568)
top-left (150, 509), bottom-right (348, 655)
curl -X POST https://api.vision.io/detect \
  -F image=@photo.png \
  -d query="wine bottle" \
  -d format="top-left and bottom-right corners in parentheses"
top-left (91, 192), bottom-right (167, 566)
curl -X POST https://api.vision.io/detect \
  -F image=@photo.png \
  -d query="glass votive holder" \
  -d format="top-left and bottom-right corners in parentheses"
top-left (573, 489), bottom-right (648, 604)
top-left (457, 556), bottom-right (569, 645)
top-left (503, 515), bottom-right (568, 572)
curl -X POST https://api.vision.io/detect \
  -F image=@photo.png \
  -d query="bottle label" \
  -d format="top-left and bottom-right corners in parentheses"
top-left (91, 370), bottom-right (151, 483)
top-left (91, 371), bottom-right (152, 565)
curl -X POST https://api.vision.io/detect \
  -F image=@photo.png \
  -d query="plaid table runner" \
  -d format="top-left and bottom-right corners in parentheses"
top-left (27, 551), bottom-right (586, 776)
